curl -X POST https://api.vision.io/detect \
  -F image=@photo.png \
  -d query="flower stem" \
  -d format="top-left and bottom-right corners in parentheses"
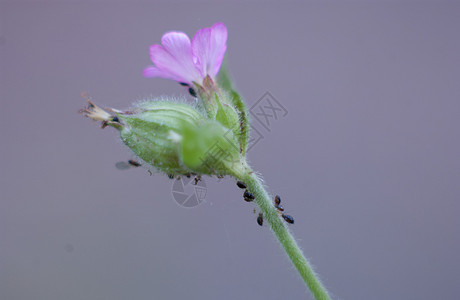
top-left (239, 169), bottom-right (331, 300)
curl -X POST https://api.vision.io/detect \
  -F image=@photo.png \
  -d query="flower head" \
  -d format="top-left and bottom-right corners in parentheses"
top-left (143, 23), bottom-right (228, 86)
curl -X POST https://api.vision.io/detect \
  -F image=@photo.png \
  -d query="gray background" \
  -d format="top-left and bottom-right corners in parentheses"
top-left (1, 1), bottom-right (459, 299)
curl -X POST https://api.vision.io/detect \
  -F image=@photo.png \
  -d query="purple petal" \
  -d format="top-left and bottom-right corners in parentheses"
top-left (144, 24), bottom-right (228, 85)
top-left (208, 23), bottom-right (227, 76)
top-left (143, 65), bottom-right (181, 81)
top-left (192, 23), bottom-right (227, 78)
top-left (147, 45), bottom-right (187, 82)
top-left (152, 32), bottom-right (202, 84)
top-left (192, 27), bottom-right (211, 76)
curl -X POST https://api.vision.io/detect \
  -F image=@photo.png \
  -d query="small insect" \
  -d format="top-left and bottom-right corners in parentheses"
top-left (282, 214), bottom-right (294, 224)
top-left (128, 160), bottom-right (141, 167)
top-left (115, 160), bottom-right (141, 170)
top-left (112, 116), bottom-right (120, 123)
top-left (273, 195), bottom-right (284, 211)
top-left (257, 213), bottom-right (264, 226)
top-left (179, 82), bottom-right (189, 86)
top-left (243, 190), bottom-right (255, 202)
top-left (194, 175), bottom-right (202, 185)
top-left (236, 181), bottom-right (247, 189)
top-left (188, 87), bottom-right (197, 97)
top-left (168, 174), bottom-right (175, 179)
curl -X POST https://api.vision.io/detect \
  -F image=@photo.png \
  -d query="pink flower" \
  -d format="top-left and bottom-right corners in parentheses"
top-left (143, 23), bottom-right (228, 86)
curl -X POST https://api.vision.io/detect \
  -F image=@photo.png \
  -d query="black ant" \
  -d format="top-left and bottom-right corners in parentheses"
top-left (274, 195), bottom-right (284, 212)
top-left (115, 160), bottom-right (141, 170)
top-left (273, 195), bottom-right (294, 224)
top-left (128, 160), bottom-right (141, 167)
top-left (243, 190), bottom-right (255, 202)
top-left (282, 214), bottom-right (294, 224)
top-left (236, 181), bottom-right (247, 189)
top-left (257, 213), bottom-right (264, 226)
top-left (188, 88), bottom-right (197, 98)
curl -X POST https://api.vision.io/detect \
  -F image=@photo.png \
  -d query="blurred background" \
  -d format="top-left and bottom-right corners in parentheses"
top-left (1, 1), bottom-right (459, 299)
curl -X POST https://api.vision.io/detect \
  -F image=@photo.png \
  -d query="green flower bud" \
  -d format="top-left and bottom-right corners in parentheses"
top-left (117, 100), bottom-right (207, 175)
top-left (80, 99), bottom-right (246, 178)
top-left (180, 119), bottom-right (245, 177)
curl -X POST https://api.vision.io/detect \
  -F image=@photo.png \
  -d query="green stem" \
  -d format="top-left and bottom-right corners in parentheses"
top-left (239, 168), bottom-right (331, 300)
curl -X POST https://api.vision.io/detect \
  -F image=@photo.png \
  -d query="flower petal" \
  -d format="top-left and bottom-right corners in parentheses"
top-left (144, 24), bottom-right (228, 85)
top-left (143, 65), bottom-right (181, 81)
top-left (152, 32), bottom-right (202, 84)
top-left (147, 45), bottom-right (187, 82)
top-left (191, 27), bottom-right (211, 76)
top-left (208, 23), bottom-right (227, 76)
top-left (192, 23), bottom-right (227, 78)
